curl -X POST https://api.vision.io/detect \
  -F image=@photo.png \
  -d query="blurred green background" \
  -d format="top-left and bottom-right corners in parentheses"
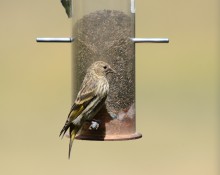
top-left (0, 0), bottom-right (219, 175)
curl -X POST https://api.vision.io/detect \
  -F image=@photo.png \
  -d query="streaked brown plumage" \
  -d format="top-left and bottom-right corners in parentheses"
top-left (60, 61), bottom-right (115, 158)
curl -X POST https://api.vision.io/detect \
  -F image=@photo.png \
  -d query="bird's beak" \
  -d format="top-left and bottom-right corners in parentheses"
top-left (109, 67), bottom-right (116, 74)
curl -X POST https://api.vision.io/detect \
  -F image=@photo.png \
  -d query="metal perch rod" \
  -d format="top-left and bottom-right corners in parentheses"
top-left (36, 37), bottom-right (169, 43)
top-left (131, 38), bottom-right (169, 43)
top-left (36, 37), bottom-right (74, 43)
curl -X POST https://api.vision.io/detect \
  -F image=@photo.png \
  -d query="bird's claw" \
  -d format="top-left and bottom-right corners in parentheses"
top-left (89, 121), bottom-right (100, 130)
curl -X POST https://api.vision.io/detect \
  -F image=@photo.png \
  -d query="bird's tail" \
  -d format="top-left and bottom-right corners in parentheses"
top-left (59, 121), bottom-right (70, 139)
top-left (68, 124), bottom-right (80, 159)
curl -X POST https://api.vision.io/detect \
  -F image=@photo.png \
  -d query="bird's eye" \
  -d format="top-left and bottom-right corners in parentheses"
top-left (103, 66), bottom-right (107, 69)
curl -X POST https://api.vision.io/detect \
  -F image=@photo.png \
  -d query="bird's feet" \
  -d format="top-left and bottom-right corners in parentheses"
top-left (88, 120), bottom-right (101, 130)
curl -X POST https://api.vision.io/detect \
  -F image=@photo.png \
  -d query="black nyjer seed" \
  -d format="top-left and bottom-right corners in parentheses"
top-left (73, 10), bottom-right (135, 116)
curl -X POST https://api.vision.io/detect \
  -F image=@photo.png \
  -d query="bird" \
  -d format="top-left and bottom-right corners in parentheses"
top-left (59, 61), bottom-right (115, 158)
top-left (60, 0), bottom-right (72, 18)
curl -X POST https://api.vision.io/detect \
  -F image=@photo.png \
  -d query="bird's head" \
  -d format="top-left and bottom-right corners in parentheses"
top-left (90, 61), bottom-right (116, 77)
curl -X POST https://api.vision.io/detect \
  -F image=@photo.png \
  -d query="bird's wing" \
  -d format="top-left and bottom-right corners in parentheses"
top-left (59, 74), bottom-right (98, 137)
top-left (69, 74), bottom-right (98, 120)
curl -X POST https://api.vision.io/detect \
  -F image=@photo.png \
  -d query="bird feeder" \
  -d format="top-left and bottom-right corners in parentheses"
top-left (37, 0), bottom-right (169, 141)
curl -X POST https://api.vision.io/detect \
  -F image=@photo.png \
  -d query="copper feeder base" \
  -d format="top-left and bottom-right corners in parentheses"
top-left (75, 132), bottom-right (142, 141)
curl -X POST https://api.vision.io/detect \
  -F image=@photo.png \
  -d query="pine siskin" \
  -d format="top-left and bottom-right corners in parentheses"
top-left (60, 0), bottom-right (72, 18)
top-left (60, 61), bottom-right (115, 158)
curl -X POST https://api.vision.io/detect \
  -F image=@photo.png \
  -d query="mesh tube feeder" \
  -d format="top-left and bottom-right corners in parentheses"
top-left (37, 0), bottom-right (169, 141)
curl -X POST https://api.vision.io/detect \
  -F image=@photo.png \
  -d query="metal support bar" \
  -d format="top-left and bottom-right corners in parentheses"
top-left (36, 37), bottom-right (169, 43)
top-left (36, 37), bottom-right (73, 43)
top-left (131, 38), bottom-right (169, 43)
